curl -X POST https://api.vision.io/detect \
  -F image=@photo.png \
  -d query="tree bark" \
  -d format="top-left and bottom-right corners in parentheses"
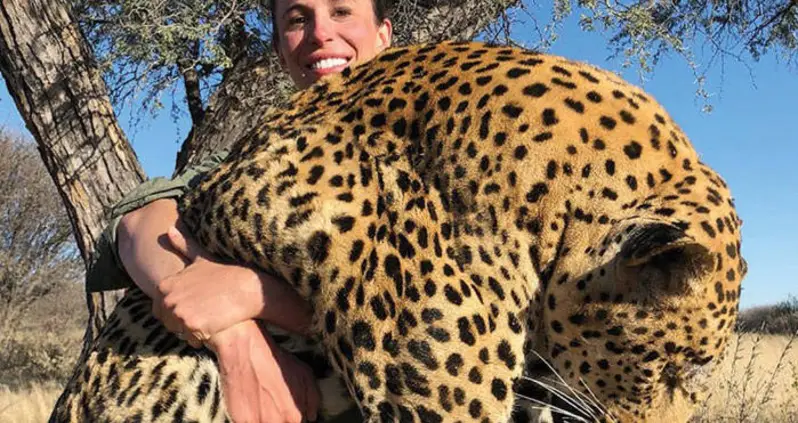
top-left (0, 0), bottom-right (145, 351)
top-left (174, 53), bottom-right (290, 173)
top-left (178, 40), bottom-right (206, 129)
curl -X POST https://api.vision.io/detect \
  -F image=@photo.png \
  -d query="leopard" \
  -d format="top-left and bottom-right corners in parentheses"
top-left (51, 40), bottom-right (746, 423)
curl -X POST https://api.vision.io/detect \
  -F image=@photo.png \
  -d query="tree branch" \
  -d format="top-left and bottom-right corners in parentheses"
top-left (178, 42), bottom-right (206, 128)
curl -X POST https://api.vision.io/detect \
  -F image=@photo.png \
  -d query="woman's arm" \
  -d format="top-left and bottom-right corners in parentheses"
top-left (116, 198), bottom-right (187, 299)
top-left (117, 198), bottom-right (313, 341)
top-left (117, 199), bottom-right (320, 422)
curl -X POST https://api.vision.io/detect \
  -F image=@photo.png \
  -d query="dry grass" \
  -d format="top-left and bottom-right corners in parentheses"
top-left (4, 334), bottom-right (796, 422)
top-left (0, 280), bottom-right (84, 422)
top-left (0, 280), bottom-right (85, 390)
top-left (0, 383), bottom-right (62, 423)
top-left (692, 333), bottom-right (798, 423)
top-left (2, 285), bottom-right (797, 422)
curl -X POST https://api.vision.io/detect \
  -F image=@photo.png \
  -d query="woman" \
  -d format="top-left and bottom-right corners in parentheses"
top-left (91, 1), bottom-right (393, 421)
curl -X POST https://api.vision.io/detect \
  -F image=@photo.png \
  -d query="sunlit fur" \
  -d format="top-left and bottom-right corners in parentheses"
top-left (53, 41), bottom-right (745, 423)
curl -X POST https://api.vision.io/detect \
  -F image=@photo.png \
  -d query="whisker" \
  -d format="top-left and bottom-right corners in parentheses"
top-left (522, 376), bottom-right (597, 419)
top-left (513, 392), bottom-right (592, 423)
top-left (577, 377), bottom-right (617, 423)
top-left (528, 350), bottom-right (599, 417)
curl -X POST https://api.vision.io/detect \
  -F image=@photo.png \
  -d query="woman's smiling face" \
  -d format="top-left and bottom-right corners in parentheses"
top-left (273, 0), bottom-right (392, 89)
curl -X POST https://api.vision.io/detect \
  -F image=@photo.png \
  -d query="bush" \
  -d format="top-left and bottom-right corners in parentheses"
top-left (0, 278), bottom-right (85, 389)
top-left (0, 130), bottom-right (86, 389)
top-left (0, 333), bottom-right (82, 388)
top-left (737, 296), bottom-right (798, 335)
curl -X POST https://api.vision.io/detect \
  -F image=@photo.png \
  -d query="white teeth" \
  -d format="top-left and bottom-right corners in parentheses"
top-left (310, 58), bottom-right (348, 70)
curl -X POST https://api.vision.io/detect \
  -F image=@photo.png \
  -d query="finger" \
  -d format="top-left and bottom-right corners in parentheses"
top-left (152, 302), bottom-right (183, 334)
top-left (151, 301), bottom-right (164, 322)
top-left (175, 220), bottom-right (210, 260)
top-left (156, 290), bottom-right (192, 334)
top-left (185, 332), bottom-right (204, 349)
top-left (163, 318), bottom-right (185, 336)
top-left (305, 369), bottom-right (321, 422)
top-left (161, 312), bottom-right (188, 338)
top-left (166, 226), bottom-right (195, 261)
top-left (273, 350), bottom-right (312, 423)
top-left (190, 328), bottom-right (213, 348)
top-left (259, 332), bottom-right (300, 418)
top-left (291, 358), bottom-right (320, 422)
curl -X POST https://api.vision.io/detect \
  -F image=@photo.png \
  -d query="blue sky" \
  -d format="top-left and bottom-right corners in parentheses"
top-left (0, 6), bottom-right (795, 309)
top-left (531, 13), bottom-right (798, 309)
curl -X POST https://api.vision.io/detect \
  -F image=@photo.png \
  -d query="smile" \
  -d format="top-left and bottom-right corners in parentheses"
top-left (309, 57), bottom-right (349, 70)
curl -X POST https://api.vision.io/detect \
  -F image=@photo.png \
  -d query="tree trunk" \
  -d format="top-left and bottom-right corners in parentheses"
top-left (0, 0), bottom-right (145, 352)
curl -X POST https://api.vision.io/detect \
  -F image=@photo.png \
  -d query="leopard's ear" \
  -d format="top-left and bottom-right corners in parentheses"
top-left (616, 221), bottom-right (715, 297)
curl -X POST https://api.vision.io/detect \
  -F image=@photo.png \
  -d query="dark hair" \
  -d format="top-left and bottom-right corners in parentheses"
top-left (269, 0), bottom-right (391, 43)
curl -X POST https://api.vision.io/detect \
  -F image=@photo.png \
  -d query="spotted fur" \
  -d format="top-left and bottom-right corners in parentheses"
top-left (52, 41), bottom-right (746, 423)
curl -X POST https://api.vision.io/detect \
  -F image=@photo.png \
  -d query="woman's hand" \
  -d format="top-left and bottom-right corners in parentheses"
top-left (208, 320), bottom-right (321, 423)
top-left (156, 225), bottom-right (313, 347)
top-left (118, 200), bottom-right (320, 422)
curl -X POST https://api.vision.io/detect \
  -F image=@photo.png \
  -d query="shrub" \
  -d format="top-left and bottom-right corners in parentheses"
top-left (737, 296), bottom-right (798, 335)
